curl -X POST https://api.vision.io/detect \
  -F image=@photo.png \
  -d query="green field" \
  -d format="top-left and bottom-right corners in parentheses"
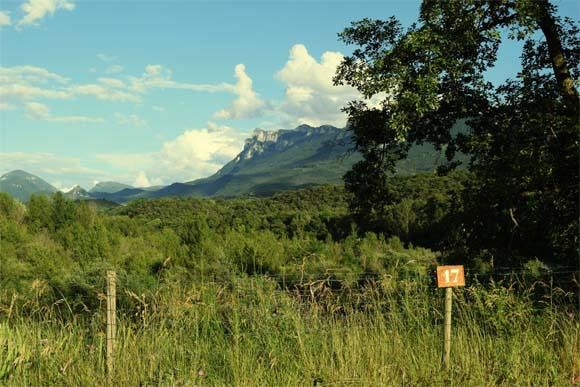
top-left (1, 276), bottom-right (578, 386)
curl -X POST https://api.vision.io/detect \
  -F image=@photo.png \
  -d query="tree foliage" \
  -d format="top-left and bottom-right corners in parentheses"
top-left (335, 0), bottom-right (579, 265)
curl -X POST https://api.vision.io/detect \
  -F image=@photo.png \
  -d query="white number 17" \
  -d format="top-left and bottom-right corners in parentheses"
top-left (444, 269), bottom-right (460, 283)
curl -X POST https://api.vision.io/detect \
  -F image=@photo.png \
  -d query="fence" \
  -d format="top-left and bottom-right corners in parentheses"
top-left (0, 267), bottom-right (577, 384)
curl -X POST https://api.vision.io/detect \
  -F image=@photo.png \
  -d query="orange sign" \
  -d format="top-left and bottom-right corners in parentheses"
top-left (436, 265), bottom-right (465, 288)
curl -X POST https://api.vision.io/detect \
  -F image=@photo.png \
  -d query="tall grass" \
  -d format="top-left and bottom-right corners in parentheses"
top-left (1, 276), bottom-right (577, 386)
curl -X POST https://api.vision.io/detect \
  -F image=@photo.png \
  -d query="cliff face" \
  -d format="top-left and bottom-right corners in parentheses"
top-left (237, 124), bottom-right (350, 163)
top-left (181, 124), bottom-right (356, 196)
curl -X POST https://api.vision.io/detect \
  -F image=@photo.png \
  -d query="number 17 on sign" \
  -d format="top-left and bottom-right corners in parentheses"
top-left (436, 265), bottom-right (465, 370)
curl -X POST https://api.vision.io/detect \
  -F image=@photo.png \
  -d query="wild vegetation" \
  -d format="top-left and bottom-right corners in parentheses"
top-left (0, 175), bottom-right (577, 385)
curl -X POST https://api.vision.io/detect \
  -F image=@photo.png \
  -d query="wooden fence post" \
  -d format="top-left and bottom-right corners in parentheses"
top-left (106, 271), bottom-right (116, 378)
top-left (443, 287), bottom-right (453, 369)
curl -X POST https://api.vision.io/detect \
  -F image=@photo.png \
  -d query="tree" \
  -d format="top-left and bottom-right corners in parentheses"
top-left (51, 192), bottom-right (75, 231)
top-left (27, 194), bottom-right (53, 231)
top-left (335, 0), bottom-right (578, 265)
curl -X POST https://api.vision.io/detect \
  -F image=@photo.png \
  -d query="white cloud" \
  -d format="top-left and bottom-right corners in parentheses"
top-left (106, 64), bottom-right (124, 74)
top-left (128, 64), bottom-right (235, 94)
top-left (17, 0), bottom-right (75, 28)
top-left (0, 65), bottom-right (69, 84)
top-left (133, 171), bottom-right (155, 188)
top-left (0, 11), bottom-right (11, 28)
top-left (97, 122), bottom-right (247, 184)
top-left (0, 66), bottom-right (72, 107)
top-left (97, 77), bottom-right (126, 89)
top-left (213, 64), bottom-right (266, 120)
top-left (25, 101), bottom-right (103, 123)
top-left (161, 123), bottom-right (243, 167)
top-left (274, 44), bottom-right (360, 127)
top-left (0, 64), bottom-right (240, 116)
top-left (277, 44), bottom-right (346, 95)
top-left (70, 82), bottom-right (140, 102)
top-left (145, 64), bottom-right (162, 76)
top-left (1, 83), bottom-right (72, 101)
top-left (0, 66), bottom-right (143, 107)
top-left (116, 113), bottom-right (147, 127)
top-left (152, 105), bottom-right (165, 112)
top-left (209, 43), bottom-right (383, 128)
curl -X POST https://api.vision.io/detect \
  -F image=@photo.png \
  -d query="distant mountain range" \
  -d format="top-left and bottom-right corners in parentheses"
top-left (0, 124), bottom-right (453, 203)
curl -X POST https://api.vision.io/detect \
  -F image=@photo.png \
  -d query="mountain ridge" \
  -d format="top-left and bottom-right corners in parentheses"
top-left (0, 123), bottom-right (452, 203)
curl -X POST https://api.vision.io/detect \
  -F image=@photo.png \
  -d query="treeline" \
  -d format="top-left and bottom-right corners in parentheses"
top-left (1, 171), bottom-right (568, 313)
top-left (0, 180), bottom-right (441, 312)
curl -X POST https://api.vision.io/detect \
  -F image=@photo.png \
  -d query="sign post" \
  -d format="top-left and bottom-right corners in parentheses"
top-left (436, 265), bottom-right (465, 370)
top-left (106, 271), bottom-right (116, 378)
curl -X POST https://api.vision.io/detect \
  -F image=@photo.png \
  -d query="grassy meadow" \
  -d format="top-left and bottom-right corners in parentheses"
top-left (1, 277), bottom-right (578, 386)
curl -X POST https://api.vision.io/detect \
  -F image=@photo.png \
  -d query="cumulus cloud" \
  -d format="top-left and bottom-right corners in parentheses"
top-left (277, 44), bottom-right (346, 95)
top-left (133, 171), bottom-right (160, 188)
top-left (209, 43), bottom-right (383, 128)
top-left (25, 101), bottom-right (103, 123)
top-left (17, 0), bottom-right (75, 28)
top-left (97, 122), bottom-right (247, 184)
top-left (0, 11), bottom-right (11, 28)
top-left (274, 44), bottom-right (361, 127)
top-left (160, 124), bottom-right (243, 168)
top-left (213, 64), bottom-right (266, 120)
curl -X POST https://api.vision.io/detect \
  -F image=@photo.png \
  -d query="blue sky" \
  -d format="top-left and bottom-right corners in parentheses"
top-left (0, 0), bottom-right (578, 190)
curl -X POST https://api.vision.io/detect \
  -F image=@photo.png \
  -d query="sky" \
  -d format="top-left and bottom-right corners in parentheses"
top-left (0, 0), bottom-right (578, 191)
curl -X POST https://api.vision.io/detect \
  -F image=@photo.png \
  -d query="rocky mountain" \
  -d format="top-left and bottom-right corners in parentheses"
top-left (88, 124), bottom-right (451, 202)
top-left (0, 170), bottom-right (57, 202)
top-left (89, 181), bottom-right (134, 194)
top-left (64, 185), bottom-right (92, 201)
top-left (184, 124), bottom-right (359, 196)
